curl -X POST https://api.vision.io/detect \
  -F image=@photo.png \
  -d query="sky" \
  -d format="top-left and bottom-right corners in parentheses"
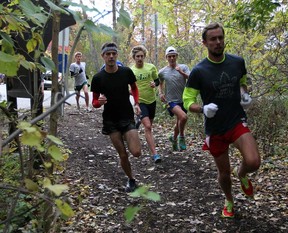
top-left (71, 0), bottom-right (113, 26)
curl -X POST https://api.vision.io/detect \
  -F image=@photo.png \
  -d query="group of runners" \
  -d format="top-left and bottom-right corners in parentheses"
top-left (69, 22), bottom-right (261, 218)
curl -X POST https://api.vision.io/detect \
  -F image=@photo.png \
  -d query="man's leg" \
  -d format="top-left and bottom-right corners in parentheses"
top-left (233, 132), bottom-right (261, 178)
top-left (213, 151), bottom-right (233, 202)
top-left (75, 91), bottom-right (80, 110)
top-left (141, 117), bottom-right (157, 156)
top-left (82, 84), bottom-right (90, 109)
top-left (125, 129), bottom-right (142, 158)
top-left (172, 106), bottom-right (187, 137)
top-left (110, 131), bottom-right (134, 179)
top-left (172, 106), bottom-right (188, 150)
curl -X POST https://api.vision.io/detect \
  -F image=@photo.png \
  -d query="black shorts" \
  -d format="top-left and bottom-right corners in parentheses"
top-left (74, 81), bottom-right (88, 92)
top-left (102, 119), bottom-right (136, 135)
top-left (139, 101), bottom-right (156, 120)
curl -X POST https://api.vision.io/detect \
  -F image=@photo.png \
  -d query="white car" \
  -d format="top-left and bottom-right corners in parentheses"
top-left (42, 71), bottom-right (62, 90)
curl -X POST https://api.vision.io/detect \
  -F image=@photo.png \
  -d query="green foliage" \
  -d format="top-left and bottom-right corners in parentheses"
top-left (118, 5), bottom-right (132, 28)
top-left (232, 0), bottom-right (281, 31)
top-left (124, 185), bottom-right (161, 223)
top-left (248, 96), bottom-right (288, 159)
top-left (124, 205), bottom-right (142, 223)
top-left (0, 119), bottom-right (73, 231)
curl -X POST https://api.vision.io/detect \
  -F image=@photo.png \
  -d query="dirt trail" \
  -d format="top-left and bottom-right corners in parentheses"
top-left (58, 106), bottom-right (287, 233)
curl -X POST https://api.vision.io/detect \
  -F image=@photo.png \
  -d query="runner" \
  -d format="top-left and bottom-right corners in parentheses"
top-left (130, 45), bottom-right (161, 163)
top-left (183, 22), bottom-right (261, 218)
top-left (158, 46), bottom-right (190, 151)
top-left (91, 42), bottom-right (142, 192)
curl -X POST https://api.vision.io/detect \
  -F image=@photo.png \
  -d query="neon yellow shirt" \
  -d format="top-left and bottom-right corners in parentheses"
top-left (131, 63), bottom-right (158, 104)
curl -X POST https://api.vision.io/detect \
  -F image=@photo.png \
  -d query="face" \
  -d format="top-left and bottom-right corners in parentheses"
top-left (75, 54), bottom-right (82, 63)
top-left (102, 50), bottom-right (118, 67)
top-left (203, 27), bottom-right (225, 58)
top-left (134, 51), bottom-right (145, 68)
top-left (166, 53), bottom-right (178, 66)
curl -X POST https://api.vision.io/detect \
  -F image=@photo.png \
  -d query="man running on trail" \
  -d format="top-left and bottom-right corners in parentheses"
top-left (183, 22), bottom-right (261, 218)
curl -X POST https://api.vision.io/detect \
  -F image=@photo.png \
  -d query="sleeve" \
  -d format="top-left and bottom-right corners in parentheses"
top-left (183, 87), bottom-right (199, 110)
top-left (152, 65), bottom-right (160, 86)
top-left (127, 67), bottom-right (137, 84)
top-left (154, 78), bottom-right (160, 86)
top-left (186, 67), bottom-right (200, 90)
top-left (90, 74), bottom-right (100, 93)
top-left (158, 68), bottom-right (165, 83)
top-left (130, 82), bottom-right (139, 104)
top-left (240, 75), bottom-right (247, 87)
top-left (92, 92), bottom-right (101, 108)
top-left (183, 65), bottom-right (191, 76)
top-left (183, 67), bottom-right (200, 110)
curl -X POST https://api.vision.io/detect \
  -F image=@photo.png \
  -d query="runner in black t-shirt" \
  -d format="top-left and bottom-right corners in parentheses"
top-left (91, 42), bottom-right (142, 192)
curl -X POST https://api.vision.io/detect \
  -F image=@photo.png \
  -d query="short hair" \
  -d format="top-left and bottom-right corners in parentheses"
top-left (74, 51), bottom-right (82, 57)
top-left (202, 23), bottom-right (225, 41)
top-left (101, 42), bottom-right (118, 55)
top-left (131, 45), bottom-right (147, 59)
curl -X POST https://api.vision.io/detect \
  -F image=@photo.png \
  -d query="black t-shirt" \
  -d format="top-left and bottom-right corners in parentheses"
top-left (91, 66), bottom-right (136, 121)
top-left (186, 54), bottom-right (247, 135)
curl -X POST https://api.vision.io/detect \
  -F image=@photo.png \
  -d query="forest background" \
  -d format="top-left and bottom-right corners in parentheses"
top-left (0, 0), bottom-right (287, 232)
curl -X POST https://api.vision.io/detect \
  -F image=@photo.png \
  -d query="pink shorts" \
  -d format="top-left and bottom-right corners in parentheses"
top-left (202, 122), bottom-right (251, 157)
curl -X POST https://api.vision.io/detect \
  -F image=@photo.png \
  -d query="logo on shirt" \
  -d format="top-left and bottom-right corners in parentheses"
top-left (212, 72), bottom-right (238, 99)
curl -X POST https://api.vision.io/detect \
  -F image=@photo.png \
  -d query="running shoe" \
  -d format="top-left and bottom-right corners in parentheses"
top-left (169, 135), bottom-right (178, 151)
top-left (221, 200), bottom-right (234, 218)
top-left (125, 178), bottom-right (138, 192)
top-left (233, 167), bottom-right (254, 198)
top-left (178, 136), bottom-right (186, 151)
top-left (153, 154), bottom-right (161, 163)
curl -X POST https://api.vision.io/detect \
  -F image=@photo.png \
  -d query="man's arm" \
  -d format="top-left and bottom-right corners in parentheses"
top-left (130, 82), bottom-right (139, 105)
top-left (130, 82), bottom-right (141, 115)
top-left (158, 78), bottom-right (166, 102)
top-left (183, 87), bottom-right (202, 113)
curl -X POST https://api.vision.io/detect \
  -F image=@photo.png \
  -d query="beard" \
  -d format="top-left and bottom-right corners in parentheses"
top-left (210, 48), bottom-right (224, 57)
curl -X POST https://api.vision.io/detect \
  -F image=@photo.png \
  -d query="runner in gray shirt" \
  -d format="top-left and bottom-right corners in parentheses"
top-left (158, 46), bottom-right (190, 151)
top-left (70, 52), bottom-right (91, 112)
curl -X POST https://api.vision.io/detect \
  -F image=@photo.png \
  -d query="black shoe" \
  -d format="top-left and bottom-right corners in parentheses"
top-left (125, 178), bottom-right (138, 192)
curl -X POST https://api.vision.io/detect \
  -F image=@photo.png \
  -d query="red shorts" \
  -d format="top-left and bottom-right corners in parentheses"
top-left (202, 122), bottom-right (251, 157)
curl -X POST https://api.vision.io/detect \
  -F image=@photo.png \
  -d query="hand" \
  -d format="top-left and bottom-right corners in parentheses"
top-left (150, 81), bottom-right (156, 88)
top-left (99, 94), bottom-right (107, 105)
top-left (203, 103), bottom-right (218, 118)
top-left (74, 67), bottom-right (80, 74)
top-left (134, 103), bottom-right (141, 115)
top-left (159, 93), bottom-right (166, 103)
top-left (240, 93), bottom-right (252, 109)
top-left (175, 66), bottom-right (181, 72)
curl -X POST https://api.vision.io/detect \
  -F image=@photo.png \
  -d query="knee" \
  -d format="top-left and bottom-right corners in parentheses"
top-left (144, 124), bottom-right (152, 132)
top-left (133, 150), bottom-right (141, 158)
top-left (179, 114), bottom-right (188, 123)
top-left (246, 154), bottom-right (261, 171)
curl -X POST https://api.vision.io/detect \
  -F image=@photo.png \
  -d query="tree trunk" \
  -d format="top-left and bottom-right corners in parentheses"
top-left (49, 8), bottom-right (61, 137)
top-left (112, 0), bottom-right (117, 43)
top-left (43, 2), bottom-right (61, 232)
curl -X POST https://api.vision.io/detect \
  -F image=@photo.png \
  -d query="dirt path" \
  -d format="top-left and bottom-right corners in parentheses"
top-left (57, 106), bottom-right (287, 233)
